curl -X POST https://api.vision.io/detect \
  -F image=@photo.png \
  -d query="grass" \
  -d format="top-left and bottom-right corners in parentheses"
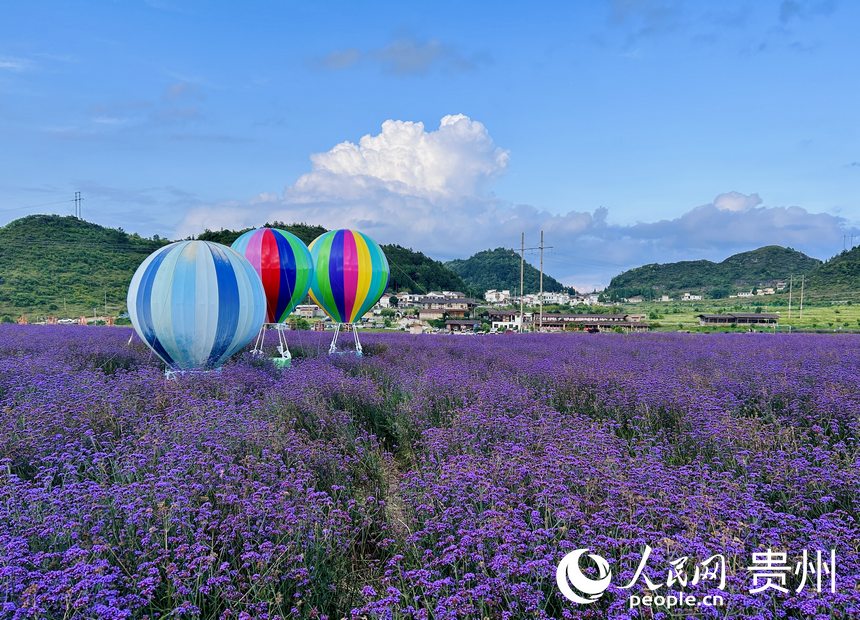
top-left (617, 296), bottom-right (860, 332)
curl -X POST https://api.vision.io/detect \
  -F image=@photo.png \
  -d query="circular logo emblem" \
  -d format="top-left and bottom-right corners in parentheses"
top-left (556, 548), bottom-right (612, 604)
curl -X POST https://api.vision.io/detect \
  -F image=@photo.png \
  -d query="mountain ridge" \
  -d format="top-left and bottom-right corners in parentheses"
top-left (605, 245), bottom-right (823, 299)
top-left (445, 247), bottom-right (573, 296)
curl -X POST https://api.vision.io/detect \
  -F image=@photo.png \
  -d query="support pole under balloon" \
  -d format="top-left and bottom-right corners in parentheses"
top-left (252, 323), bottom-right (292, 362)
top-left (329, 323), bottom-right (362, 356)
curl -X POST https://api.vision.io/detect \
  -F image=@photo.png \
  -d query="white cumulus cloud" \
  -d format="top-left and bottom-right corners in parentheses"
top-left (291, 114), bottom-right (509, 199)
top-left (713, 191), bottom-right (763, 212)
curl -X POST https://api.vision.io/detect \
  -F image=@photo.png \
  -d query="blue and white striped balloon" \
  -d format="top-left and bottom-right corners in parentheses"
top-left (127, 240), bottom-right (266, 370)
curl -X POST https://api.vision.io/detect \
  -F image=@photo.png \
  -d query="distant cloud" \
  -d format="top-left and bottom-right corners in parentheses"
top-left (608, 0), bottom-right (684, 47)
top-left (314, 36), bottom-right (488, 76)
top-left (175, 115), bottom-right (857, 287)
top-left (779, 0), bottom-right (836, 23)
top-left (164, 80), bottom-right (203, 101)
top-left (50, 80), bottom-right (209, 141)
top-left (713, 191), bottom-right (763, 212)
top-left (0, 56), bottom-right (33, 71)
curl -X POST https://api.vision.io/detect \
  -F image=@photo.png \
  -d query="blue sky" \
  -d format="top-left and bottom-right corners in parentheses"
top-left (1, 0), bottom-right (858, 288)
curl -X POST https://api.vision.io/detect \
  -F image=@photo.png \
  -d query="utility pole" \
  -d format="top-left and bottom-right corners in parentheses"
top-left (74, 191), bottom-right (82, 218)
top-left (519, 233), bottom-right (525, 333)
top-left (787, 275), bottom-right (793, 320)
top-left (104, 290), bottom-right (108, 317)
top-left (539, 230), bottom-right (544, 332)
top-left (799, 275), bottom-right (805, 320)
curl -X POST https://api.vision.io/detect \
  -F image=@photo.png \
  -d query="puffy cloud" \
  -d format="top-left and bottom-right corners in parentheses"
top-left (176, 115), bottom-right (857, 288)
top-left (291, 114), bottom-right (509, 198)
top-left (713, 191), bottom-right (762, 212)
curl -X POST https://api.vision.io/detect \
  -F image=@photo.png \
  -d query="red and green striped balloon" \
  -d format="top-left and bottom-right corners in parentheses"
top-left (308, 229), bottom-right (390, 324)
top-left (231, 228), bottom-right (313, 324)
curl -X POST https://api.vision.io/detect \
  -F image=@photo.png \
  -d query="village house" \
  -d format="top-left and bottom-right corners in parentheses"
top-left (486, 309), bottom-right (523, 331)
top-left (415, 296), bottom-right (481, 321)
top-left (444, 319), bottom-right (480, 333)
top-left (697, 313), bottom-right (778, 326)
top-left (539, 313), bottom-right (649, 332)
top-left (681, 292), bottom-right (703, 301)
top-left (395, 293), bottom-right (423, 306)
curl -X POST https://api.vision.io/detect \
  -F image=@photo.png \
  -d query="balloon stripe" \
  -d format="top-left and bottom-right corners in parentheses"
top-left (273, 230), bottom-right (297, 322)
top-left (309, 233), bottom-right (335, 321)
top-left (136, 244), bottom-right (174, 366)
top-left (207, 244), bottom-right (241, 366)
top-left (169, 242), bottom-right (201, 368)
top-left (342, 230), bottom-right (360, 322)
top-left (357, 232), bottom-right (389, 321)
top-left (214, 250), bottom-right (265, 367)
top-left (261, 229), bottom-right (282, 323)
top-left (151, 244), bottom-right (188, 365)
top-left (351, 232), bottom-right (372, 322)
top-left (231, 229), bottom-right (252, 258)
top-left (329, 230), bottom-right (347, 322)
top-left (288, 235), bottom-right (310, 316)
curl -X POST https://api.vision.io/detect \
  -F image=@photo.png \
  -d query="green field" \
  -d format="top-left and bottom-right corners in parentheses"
top-left (617, 296), bottom-right (860, 332)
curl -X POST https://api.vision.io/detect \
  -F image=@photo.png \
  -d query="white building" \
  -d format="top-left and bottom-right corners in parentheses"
top-left (485, 289), bottom-right (511, 304)
top-left (541, 291), bottom-right (571, 305)
top-left (295, 304), bottom-right (325, 318)
top-left (681, 292), bottom-right (703, 301)
top-left (487, 310), bottom-right (524, 332)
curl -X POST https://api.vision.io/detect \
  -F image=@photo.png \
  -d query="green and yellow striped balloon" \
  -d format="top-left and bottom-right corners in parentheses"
top-left (308, 229), bottom-right (390, 323)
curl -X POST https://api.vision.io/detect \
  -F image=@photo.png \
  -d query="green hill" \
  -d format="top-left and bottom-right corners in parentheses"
top-left (0, 215), bottom-right (167, 320)
top-left (806, 246), bottom-right (860, 300)
top-left (199, 225), bottom-right (466, 295)
top-left (606, 246), bottom-right (821, 300)
top-left (0, 217), bottom-right (467, 319)
top-left (445, 247), bottom-right (572, 296)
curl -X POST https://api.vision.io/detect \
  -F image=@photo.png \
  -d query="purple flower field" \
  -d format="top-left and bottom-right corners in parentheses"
top-left (0, 325), bottom-right (857, 619)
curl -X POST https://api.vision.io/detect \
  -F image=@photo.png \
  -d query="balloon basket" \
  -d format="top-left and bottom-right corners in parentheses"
top-left (328, 323), bottom-right (363, 356)
top-left (251, 323), bottom-right (292, 363)
top-left (271, 356), bottom-right (292, 369)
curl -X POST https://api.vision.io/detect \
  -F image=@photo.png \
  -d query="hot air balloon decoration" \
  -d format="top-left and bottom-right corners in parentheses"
top-left (127, 240), bottom-right (266, 373)
top-left (231, 227), bottom-right (313, 363)
top-left (308, 229), bottom-right (390, 355)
